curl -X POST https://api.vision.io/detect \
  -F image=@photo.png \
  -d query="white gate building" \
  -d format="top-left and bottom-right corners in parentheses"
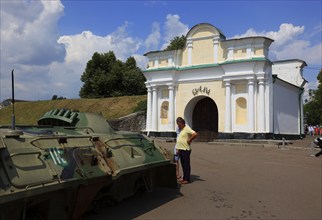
top-left (143, 23), bottom-right (307, 140)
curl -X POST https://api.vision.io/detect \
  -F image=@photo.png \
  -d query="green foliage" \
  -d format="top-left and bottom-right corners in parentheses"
top-left (304, 69), bottom-right (322, 125)
top-left (133, 100), bottom-right (147, 112)
top-left (122, 57), bottom-right (147, 95)
top-left (164, 35), bottom-right (186, 51)
top-left (52, 95), bottom-right (66, 100)
top-left (79, 51), bottom-right (146, 98)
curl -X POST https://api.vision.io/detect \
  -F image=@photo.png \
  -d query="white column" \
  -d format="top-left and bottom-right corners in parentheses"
top-left (213, 36), bottom-right (219, 64)
top-left (248, 80), bottom-right (255, 132)
top-left (146, 87), bottom-right (152, 131)
top-left (258, 79), bottom-right (265, 132)
top-left (187, 39), bottom-right (193, 65)
top-left (151, 87), bottom-right (158, 131)
top-left (168, 85), bottom-right (175, 131)
top-left (225, 81), bottom-right (232, 132)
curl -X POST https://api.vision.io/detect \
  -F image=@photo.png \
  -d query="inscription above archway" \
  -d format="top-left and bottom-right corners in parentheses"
top-left (192, 86), bottom-right (210, 96)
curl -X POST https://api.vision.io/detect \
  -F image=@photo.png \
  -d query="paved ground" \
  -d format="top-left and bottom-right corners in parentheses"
top-left (84, 136), bottom-right (322, 220)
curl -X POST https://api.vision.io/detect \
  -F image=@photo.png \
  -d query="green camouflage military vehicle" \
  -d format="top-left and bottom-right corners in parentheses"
top-left (0, 109), bottom-right (176, 220)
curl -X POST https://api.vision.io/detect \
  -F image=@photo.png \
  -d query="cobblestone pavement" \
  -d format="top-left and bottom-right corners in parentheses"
top-left (84, 136), bottom-right (322, 220)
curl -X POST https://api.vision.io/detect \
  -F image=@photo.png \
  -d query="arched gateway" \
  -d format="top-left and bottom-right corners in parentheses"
top-left (183, 96), bottom-right (218, 141)
top-left (143, 23), bottom-right (307, 140)
top-left (192, 97), bottom-right (218, 141)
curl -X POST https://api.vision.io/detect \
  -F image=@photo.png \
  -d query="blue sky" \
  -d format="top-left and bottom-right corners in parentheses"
top-left (0, 0), bottom-right (321, 102)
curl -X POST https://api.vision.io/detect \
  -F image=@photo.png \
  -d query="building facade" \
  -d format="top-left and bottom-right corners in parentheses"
top-left (143, 23), bottom-right (307, 140)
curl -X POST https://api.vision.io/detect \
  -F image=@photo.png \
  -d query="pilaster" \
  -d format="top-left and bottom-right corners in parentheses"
top-left (187, 39), bottom-right (193, 65)
top-left (146, 86), bottom-right (152, 131)
top-left (213, 35), bottom-right (219, 64)
top-left (151, 87), bottom-right (158, 131)
top-left (168, 85), bottom-right (175, 130)
top-left (248, 80), bottom-right (255, 132)
top-left (225, 80), bottom-right (232, 132)
top-left (258, 78), bottom-right (265, 132)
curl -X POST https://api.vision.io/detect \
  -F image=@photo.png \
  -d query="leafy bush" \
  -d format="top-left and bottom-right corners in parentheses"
top-left (133, 100), bottom-right (147, 112)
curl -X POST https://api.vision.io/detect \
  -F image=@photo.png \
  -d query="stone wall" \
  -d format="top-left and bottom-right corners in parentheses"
top-left (107, 111), bottom-right (146, 132)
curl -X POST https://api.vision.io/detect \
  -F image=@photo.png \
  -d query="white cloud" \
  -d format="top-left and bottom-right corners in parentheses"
top-left (233, 23), bottom-right (322, 65)
top-left (275, 40), bottom-right (322, 64)
top-left (161, 14), bottom-right (189, 49)
top-left (48, 23), bottom-right (144, 99)
top-left (233, 23), bottom-right (305, 45)
top-left (144, 14), bottom-right (189, 51)
top-left (267, 23), bottom-right (305, 47)
top-left (233, 23), bottom-right (321, 93)
top-left (58, 23), bottom-right (142, 64)
top-left (144, 22), bottom-right (161, 51)
top-left (1, 0), bottom-right (65, 65)
top-left (142, 14), bottom-right (193, 68)
top-left (0, 0), bottom-right (66, 101)
top-left (0, 0), bottom-right (144, 101)
top-left (0, 5), bottom-right (191, 101)
top-left (0, 0), bottom-right (200, 101)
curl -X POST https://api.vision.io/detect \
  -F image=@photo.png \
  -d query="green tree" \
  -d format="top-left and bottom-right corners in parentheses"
top-left (79, 51), bottom-right (146, 98)
top-left (304, 69), bottom-right (322, 125)
top-left (164, 35), bottom-right (186, 51)
top-left (52, 95), bottom-right (66, 100)
top-left (122, 57), bottom-right (146, 95)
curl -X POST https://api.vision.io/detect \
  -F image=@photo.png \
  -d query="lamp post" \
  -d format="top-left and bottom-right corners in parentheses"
top-left (11, 69), bottom-right (15, 130)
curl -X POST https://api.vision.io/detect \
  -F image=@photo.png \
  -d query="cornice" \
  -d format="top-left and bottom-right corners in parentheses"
top-left (143, 58), bottom-right (270, 73)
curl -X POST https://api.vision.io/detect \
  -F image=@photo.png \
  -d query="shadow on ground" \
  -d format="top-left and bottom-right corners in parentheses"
top-left (83, 187), bottom-right (183, 220)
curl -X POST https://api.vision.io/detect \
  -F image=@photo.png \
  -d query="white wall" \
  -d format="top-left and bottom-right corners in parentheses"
top-left (272, 60), bottom-right (306, 87)
top-left (273, 79), bottom-right (300, 134)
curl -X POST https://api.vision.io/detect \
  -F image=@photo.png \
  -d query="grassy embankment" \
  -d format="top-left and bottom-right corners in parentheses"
top-left (0, 95), bottom-right (146, 125)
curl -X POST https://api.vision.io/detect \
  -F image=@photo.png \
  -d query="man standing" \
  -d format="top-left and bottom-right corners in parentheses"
top-left (176, 117), bottom-right (198, 184)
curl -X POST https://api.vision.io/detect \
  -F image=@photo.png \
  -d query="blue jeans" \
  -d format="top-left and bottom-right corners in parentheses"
top-left (178, 150), bottom-right (191, 181)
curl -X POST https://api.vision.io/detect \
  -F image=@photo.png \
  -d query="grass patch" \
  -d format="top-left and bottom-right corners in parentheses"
top-left (0, 95), bottom-right (147, 125)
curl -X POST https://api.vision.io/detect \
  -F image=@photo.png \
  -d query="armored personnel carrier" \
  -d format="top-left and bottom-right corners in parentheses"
top-left (0, 109), bottom-right (176, 220)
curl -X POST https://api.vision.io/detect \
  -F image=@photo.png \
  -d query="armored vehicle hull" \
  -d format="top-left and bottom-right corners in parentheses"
top-left (0, 109), bottom-right (176, 220)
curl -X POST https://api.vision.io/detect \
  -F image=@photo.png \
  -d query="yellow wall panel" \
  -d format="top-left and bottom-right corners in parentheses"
top-left (234, 48), bottom-right (246, 59)
top-left (148, 60), bottom-right (154, 68)
top-left (159, 58), bottom-right (168, 67)
top-left (181, 47), bottom-right (188, 66)
top-left (192, 39), bottom-right (213, 65)
top-left (255, 48), bottom-right (264, 56)
top-left (236, 97), bottom-right (247, 124)
top-left (191, 28), bottom-right (214, 38)
top-left (235, 84), bottom-right (247, 93)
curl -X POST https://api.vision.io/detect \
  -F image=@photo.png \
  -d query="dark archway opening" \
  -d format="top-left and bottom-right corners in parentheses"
top-left (192, 97), bottom-right (218, 142)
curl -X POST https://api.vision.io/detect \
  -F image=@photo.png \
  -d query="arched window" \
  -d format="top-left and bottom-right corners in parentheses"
top-left (236, 97), bottom-right (247, 125)
top-left (160, 101), bottom-right (169, 124)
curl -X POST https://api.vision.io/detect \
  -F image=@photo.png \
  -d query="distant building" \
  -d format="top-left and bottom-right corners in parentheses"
top-left (143, 23), bottom-right (307, 140)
